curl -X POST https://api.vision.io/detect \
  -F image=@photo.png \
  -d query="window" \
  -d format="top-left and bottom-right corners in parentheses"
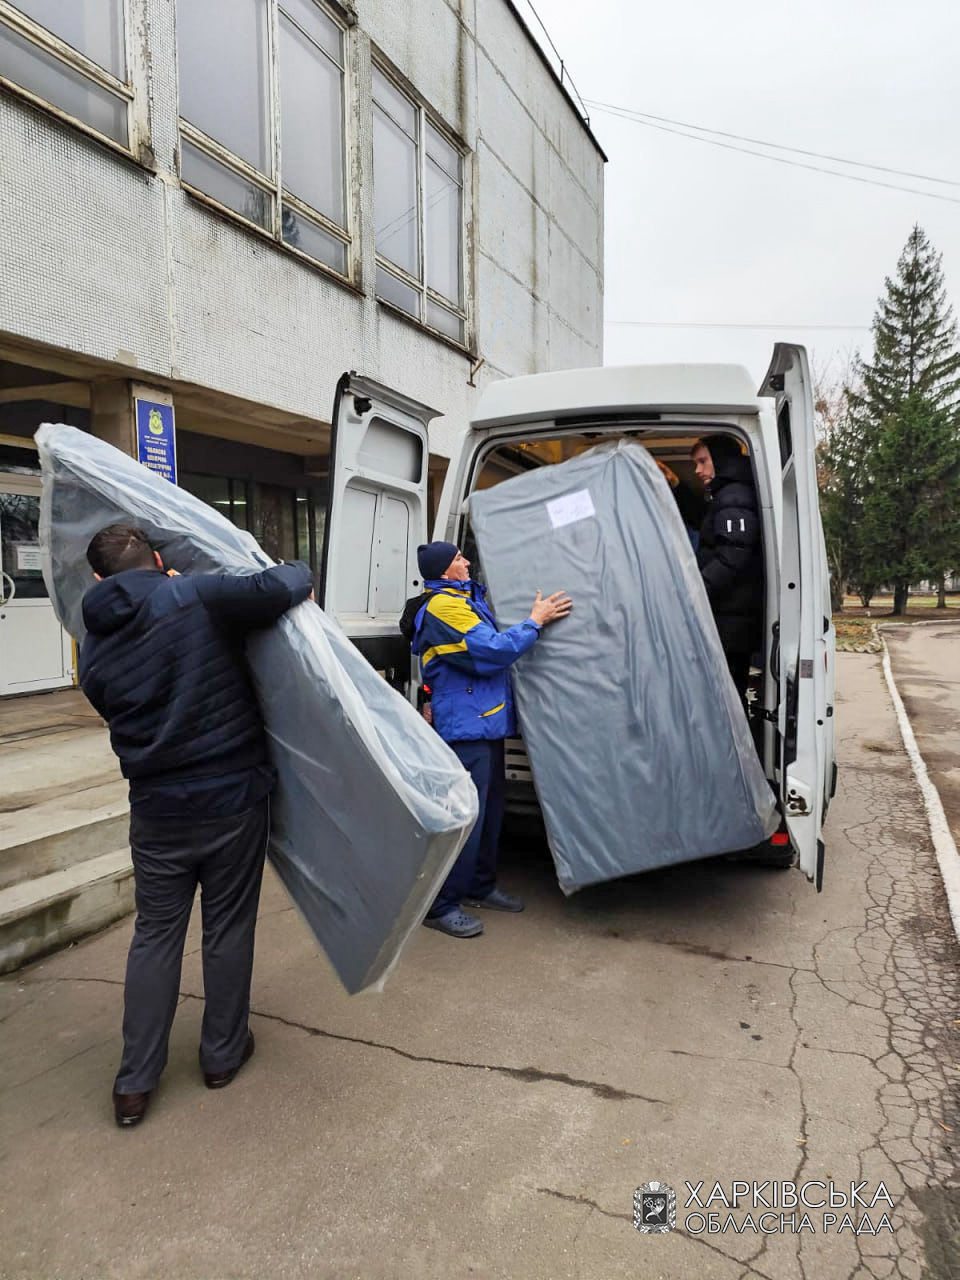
top-left (176, 0), bottom-right (349, 276)
top-left (0, 0), bottom-right (135, 148)
top-left (180, 473), bottom-right (250, 531)
top-left (372, 66), bottom-right (466, 344)
top-left (181, 473), bottom-right (324, 571)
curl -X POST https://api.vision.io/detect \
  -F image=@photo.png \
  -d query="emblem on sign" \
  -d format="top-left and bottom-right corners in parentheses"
top-left (634, 1182), bottom-right (676, 1233)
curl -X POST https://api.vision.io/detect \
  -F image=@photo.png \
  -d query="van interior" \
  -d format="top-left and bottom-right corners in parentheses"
top-left (450, 425), bottom-right (778, 823)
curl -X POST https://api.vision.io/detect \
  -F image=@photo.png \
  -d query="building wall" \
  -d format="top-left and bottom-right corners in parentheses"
top-left (0, 0), bottom-right (604, 459)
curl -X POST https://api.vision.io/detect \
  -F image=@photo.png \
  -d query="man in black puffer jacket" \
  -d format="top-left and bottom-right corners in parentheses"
top-left (690, 434), bottom-right (764, 701)
top-left (79, 524), bottom-right (313, 1128)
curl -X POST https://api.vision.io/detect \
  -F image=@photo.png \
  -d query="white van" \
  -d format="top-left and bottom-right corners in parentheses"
top-left (321, 344), bottom-right (837, 891)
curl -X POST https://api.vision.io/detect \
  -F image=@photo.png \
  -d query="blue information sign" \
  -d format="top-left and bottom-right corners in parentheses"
top-left (135, 399), bottom-right (177, 484)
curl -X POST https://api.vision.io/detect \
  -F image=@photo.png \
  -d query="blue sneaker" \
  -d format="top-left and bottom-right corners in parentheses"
top-left (464, 888), bottom-right (525, 913)
top-left (423, 909), bottom-right (484, 938)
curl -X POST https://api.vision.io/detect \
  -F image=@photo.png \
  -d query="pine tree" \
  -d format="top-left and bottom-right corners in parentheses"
top-left (854, 225), bottom-right (960, 419)
top-left (849, 227), bottom-right (960, 613)
top-left (816, 376), bottom-right (868, 611)
top-left (858, 394), bottom-right (960, 603)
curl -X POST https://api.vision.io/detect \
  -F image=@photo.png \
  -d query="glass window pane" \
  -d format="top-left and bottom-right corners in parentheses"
top-left (372, 68), bottom-right (415, 137)
top-left (426, 122), bottom-right (460, 181)
top-left (256, 483), bottom-right (297, 563)
top-left (373, 105), bottom-right (419, 276)
top-left (279, 0), bottom-right (341, 63)
top-left (279, 13), bottom-right (344, 225)
top-left (0, 22), bottom-right (127, 142)
top-left (177, 0), bottom-right (271, 174)
top-left (181, 140), bottom-right (272, 229)
top-left (11, 0), bottom-right (126, 77)
top-left (0, 491), bottom-right (47, 599)
top-left (376, 267), bottom-right (420, 320)
top-left (426, 299), bottom-right (464, 343)
top-left (282, 206), bottom-right (346, 273)
top-left (229, 480), bottom-right (250, 530)
top-left (180, 472), bottom-right (230, 513)
top-left (425, 157), bottom-right (461, 305)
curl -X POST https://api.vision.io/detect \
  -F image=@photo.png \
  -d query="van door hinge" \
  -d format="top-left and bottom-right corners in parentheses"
top-left (785, 780), bottom-right (812, 815)
top-left (760, 708), bottom-right (778, 723)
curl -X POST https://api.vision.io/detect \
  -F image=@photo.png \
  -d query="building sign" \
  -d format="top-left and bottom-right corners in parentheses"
top-left (135, 399), bottom-right (177, 484)
top-left (16, 544), bottom-right (43, 571)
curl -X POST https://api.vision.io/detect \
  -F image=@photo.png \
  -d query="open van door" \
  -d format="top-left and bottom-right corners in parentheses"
top-left (320, 372), bottom-right (437, 678)
top-left (761, 344), bottom-right (830, 889)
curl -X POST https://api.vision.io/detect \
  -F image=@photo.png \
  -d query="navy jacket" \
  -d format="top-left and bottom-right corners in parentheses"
top-left (409, 579), bottom-right (540, 742)
top-left (79, 563), bottom-right (313, 812)
top-left (697, 455), bottom-right (764, 653)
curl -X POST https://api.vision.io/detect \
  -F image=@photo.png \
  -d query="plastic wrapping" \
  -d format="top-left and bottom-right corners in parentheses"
top-left (36, 425), bottom-right (477, 993)
top-left (469, 439), bottom-right (778, 892)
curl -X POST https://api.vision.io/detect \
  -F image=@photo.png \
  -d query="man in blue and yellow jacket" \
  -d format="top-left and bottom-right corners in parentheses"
top-left (405, 541), bottom-right (571, 938)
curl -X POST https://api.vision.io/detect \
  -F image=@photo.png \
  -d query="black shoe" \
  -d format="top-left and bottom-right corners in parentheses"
top-left (204, 1031), bottom-right (255, 1090)
top-left (113, 1089), bottom-right (151, 1128)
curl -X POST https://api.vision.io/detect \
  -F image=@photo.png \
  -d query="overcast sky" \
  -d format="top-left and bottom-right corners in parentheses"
top-left (531, 0), bottom-right (960, 391)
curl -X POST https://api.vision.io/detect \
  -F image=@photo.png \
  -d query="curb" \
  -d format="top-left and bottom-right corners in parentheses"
top-left (880, 637), bottom-right (960, 946)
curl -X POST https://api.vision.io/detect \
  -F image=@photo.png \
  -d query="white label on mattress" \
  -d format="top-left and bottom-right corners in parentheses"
top-left (547, 488), bottom-right (595, 529)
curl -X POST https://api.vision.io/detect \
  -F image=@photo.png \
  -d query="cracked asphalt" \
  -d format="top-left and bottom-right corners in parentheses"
top-left (2, 650), bottom-right (959, 1279)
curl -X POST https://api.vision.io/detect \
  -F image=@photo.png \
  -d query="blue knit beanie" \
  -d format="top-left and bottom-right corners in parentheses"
top-left (417, 541), bottom-right (459, 580)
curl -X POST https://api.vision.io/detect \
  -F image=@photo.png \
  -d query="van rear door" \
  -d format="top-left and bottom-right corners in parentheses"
top-left (321, 373), bottom-right (436, 675)
top-left (761, 344), bottom-right (829, 888)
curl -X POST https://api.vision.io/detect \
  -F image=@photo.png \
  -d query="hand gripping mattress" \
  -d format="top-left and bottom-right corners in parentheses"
top-left (469, 439), bottom-right (778, 891)
top-left (36, 425), bottom-right (477, 993)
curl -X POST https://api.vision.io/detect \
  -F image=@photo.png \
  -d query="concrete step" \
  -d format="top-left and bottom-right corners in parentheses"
top-left (0, 847), bottom-right (133, 975)
top-left (0, 782), bottom-right (129, 890)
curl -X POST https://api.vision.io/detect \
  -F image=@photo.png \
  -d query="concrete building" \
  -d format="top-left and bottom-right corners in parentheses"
top-left (0, 0), bottom-right (605, 697)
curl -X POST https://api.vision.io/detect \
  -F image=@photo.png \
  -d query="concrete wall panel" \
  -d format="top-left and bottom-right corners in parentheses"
top-left (0, 0), bottom-right (603, 457)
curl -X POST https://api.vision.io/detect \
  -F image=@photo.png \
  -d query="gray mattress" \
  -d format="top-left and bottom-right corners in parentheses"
top-left (469, 439), bottom-right (778, 891)
top-left (36, 424), bottom-right (477, 993)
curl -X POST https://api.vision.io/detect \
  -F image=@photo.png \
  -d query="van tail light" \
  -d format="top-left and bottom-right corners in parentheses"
top-left (771, 831), bottom-right (790, 846)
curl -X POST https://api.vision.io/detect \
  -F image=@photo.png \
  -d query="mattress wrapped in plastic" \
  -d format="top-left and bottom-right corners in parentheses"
top-left (36, 424), bottom-right (477, 993)
top-left (469, 439), bottom-right (778, 892)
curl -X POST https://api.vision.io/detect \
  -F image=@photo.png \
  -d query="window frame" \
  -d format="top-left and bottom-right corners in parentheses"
top-left (175, 0), bottom-right (354, 284)
top-left (371, 59), bottom-right (469, 349)
top-left (0, 0), bottom-right (150, 160)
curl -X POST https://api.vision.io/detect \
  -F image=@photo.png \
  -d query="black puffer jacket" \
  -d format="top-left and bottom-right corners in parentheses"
top-left (79, 563), bottom-right (313, 790)
top-left (696, 435), bottom-right (763, 653)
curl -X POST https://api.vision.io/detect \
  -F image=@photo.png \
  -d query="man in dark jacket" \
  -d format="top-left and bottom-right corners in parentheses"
top-left (690, 435), bottom-right (764, 700)
top-left (79, 524), bottom-right (313, 1128)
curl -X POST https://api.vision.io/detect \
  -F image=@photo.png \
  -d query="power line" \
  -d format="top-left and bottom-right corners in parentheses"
top-left (606, 320), bottom-right (871, 332)
top-left (588, 102), bottom-right (960, 206)
top-left (585, 98), bottom-right (960, 188)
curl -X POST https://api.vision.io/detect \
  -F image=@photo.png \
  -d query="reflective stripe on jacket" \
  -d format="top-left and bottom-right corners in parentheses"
top-left (412, 579), bottom-right (540, 741)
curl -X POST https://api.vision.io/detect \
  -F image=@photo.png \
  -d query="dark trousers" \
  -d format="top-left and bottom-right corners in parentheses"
top-left (429, 739), bottom-right (505, 918)
top-left (114, 799), bottom-right (269, 1094)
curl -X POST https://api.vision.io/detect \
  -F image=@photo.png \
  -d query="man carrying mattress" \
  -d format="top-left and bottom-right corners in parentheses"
top-left (79, 524), bottom-right (314, 1128)
top-left (401, 541), bottom-right (571, 939)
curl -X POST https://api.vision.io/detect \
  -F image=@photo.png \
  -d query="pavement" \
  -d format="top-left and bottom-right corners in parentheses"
top-left (884, 622), bottom-right (960, 848)
top-left (1, 651), bottom-right (959, 1280)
